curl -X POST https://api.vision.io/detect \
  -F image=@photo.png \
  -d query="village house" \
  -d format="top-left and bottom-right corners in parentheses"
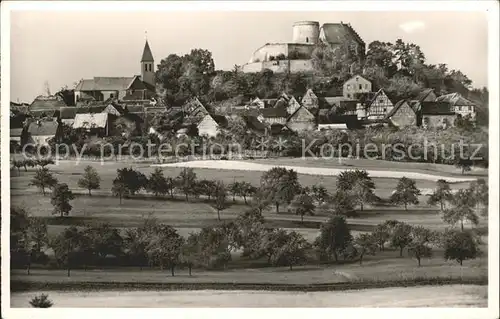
top-left (321, 97), bottom-right (358, 116)
top-left (436, 92), bottom-right (476, 120)
top-left (356, 89), bottom-right (394, 120)
top-left (74, 40), bottom-right (156, 104)
top-left (418, 102), bottom-right (457, 129)
top-left (343, 74), bottom-right (372, 99)
top-left (10, 127), bottom-right (25, 145)
top-left (26, 119), bottom-right (60, 146)
top-left (29, 95), bottom-right (67, 118)
top-left (385, 100), bottom-right (417, 128)
top-left (286, 96), bottom-right (302, 115)
top-left (182, 97), bottom-right (209, 119)
top-left (59, 107), bottom-right (77, 126)
top-left (286, 105), bottom-right (316, 132)
top-left (196, 114), bottom-right (228, 138)
top-left (73, 113), bottom-right (110, 137)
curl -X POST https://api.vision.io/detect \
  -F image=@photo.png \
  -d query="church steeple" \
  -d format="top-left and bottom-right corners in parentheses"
top-left (140, 38), bottom-right (155, 87)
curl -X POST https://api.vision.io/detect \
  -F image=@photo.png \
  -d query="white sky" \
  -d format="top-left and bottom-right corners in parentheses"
top-left (10, 10), bottom-right (488, 103)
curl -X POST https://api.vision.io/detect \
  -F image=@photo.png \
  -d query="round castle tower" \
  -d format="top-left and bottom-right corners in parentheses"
top-left (292, 21), bottom-right (320, 44)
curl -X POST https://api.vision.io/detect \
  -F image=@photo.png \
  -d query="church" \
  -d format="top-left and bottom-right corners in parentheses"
top-left (74, 40), bottom-right (157, 105)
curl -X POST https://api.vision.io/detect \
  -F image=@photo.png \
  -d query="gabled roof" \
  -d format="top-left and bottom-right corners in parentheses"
top-left (75, 76), bottom-right (137, 91)
top-left (27, 120), bottom-right (59, 136)
top-left (243, 115), bottom-right (268, 134)
top-left (29, 109), bottom-right (59, 118)
top-left (354, 92), bottom-right (377, 106)
top-left (436, 92), bottom-right (475, 106)
top-left (321, 23), bottom-right (364, 45)
top-left (30, 95), bottom-right (67, 111)
top-left (141, 40), bottom-right (154, 62)
top-left (73, 113), bottom-right (109, 129)
top-left (288, 105), bottom-right (315, 121)
top-left (344, 74), bottom-right (370, 84)
top-left (183, 98), bottom-right (209, 118)
top-left (211, 114), bottom-right (229, 128)
top-left (420, 101), bottom-right (455, 115)
top-left (385, 99), bottom-right (413, 118)
top-left (301, 89), bottom-right (319, 103)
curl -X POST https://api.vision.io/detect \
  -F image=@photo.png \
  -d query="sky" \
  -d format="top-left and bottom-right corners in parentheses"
top-left (10, 10), bottom-right (488, 103)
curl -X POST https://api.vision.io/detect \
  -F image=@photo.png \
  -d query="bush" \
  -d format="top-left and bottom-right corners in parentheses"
top-left (29, 294), bottom-right (53, 308)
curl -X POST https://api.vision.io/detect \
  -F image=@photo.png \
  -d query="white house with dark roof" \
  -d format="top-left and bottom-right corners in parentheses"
top-left (27, 119), bottom-right (60, 145)
top-left (74, 40), bottom-right (156, 104)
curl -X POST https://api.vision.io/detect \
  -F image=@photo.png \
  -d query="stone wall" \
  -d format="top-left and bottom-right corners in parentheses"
top-left (241, 59), bottom-right (314, 73)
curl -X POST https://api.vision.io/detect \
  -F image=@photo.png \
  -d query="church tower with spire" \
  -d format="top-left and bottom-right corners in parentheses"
top-left (141, 39), bottom-right (155, 88)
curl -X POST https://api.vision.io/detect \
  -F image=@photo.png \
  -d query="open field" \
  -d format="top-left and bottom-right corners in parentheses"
top-left (11, 285), bottom-right (487, 307)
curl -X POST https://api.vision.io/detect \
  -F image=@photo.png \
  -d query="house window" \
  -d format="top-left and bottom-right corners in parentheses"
top-left (347, 84), bottom-right (351, 90)
top-left (347, 94), bottom-right (351, 98)
top-left (364, 84), bottom-right (368, 89)
top-left (359, 84), bottom-right (362, 90)
top-left (144, 64), bottom-right (147, 72)
top-left (379, 98), bottom-right (384, 103)
top-left (306, 37), bottom-right (309, 43)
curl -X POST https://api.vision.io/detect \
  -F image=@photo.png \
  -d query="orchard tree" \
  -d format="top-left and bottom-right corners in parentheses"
top-left (211, 180), bottom-right (230, 221)
top-left (407, 226), bottom-right (433, 266)
top-left (145, 225), bottom-right (184, 276)
top-left (50, 226), bottom-right (84, 277)
top-left (314, 216), bottom-right (352, 262)
top-left (311, 185), bottom-right (329, 205)
top-left (177, 168), bottom-right (197, 202)
top-left (427, 179), bottom-right (452, 210)
top-left (111, 179), bottom-right (130, 204)
top-left (147, 168), bottom-right (168, 197)
top-left (442, 188), bottom-right (479, 231)
top-left (197, 179), bottom-right (217, 200)
top-left (51, 183), bottom-right (75, 217)
top-left (271, 231), bottom-right (310, 270)
top-left (372, 222), bottom-right (391, 251)
top-left (337, 170), bottom-right (376, 211)
top-left (390, 177), bottom-right (421, 210)
top-left (353, 233), bottom-right (378, 265)
top-left (390, 222), bottom-right (413, 257)
top-left (238, 181), bottom-right (257, 204)
top-left (228, 181), bottom-right (241, 202)
top-left (30, 167), bottom-right (58, 196)
top-left (114, 168), bottom-right (148, 195)
top-left (250, 189), bottom-right (271, 214)
top-left (260, 167), bottom-right (301, 213)
top-left (77, 165), bottom-right (101, 196)
top-left (289, 192), bottom-right (315, 223)
top-left (469, 178), bottom-right (488, 216)
top-left (443, 229), bottom-right (480, 266)
top-left (181, 232), bottom-right (202, 276)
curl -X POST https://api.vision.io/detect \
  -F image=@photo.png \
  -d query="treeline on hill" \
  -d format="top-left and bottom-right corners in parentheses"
top-left (155, 40), bottom-right (489, 125)
top-left (12, 165), bottom-right (487, 275)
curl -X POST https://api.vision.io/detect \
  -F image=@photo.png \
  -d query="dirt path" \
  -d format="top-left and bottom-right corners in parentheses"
top-left (153, 160), bottom-right (478, 183)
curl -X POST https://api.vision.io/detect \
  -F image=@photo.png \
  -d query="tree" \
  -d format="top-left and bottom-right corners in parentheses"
top-left (50, 183), bottom-right (75, 217)
top-left (27, 217), bottom-right (49, 258)
top-left (427, 179), bottom-right (452, 210)
top-left (165, 177), bottom-right (176, 199)
top-left (211, 181), bottom-right (230, 221)
top-left (390, 177), bottom-right (421, 210)
top-left (177, 168), bottom-right (197, 202)
top-left (271, 231), bottom-right (310, 270)
top-left (30, 167), bottom-right (58, 196)
top-left (442, 188), bottom-right (479, 231)
top-left (235, 209), bottom-right (266, 257)
top-left (50, 226), bottom-right (85, 277)
top-left (249, 188), bottom-right (270, 214)
top-left (114, 168), bottom-right (148, 195)
top-left (77, 165), bottom-right (101, 196)
top-left (196, 227), bottom-right (232, 269)
top-left (228, 181), bottom-right (241, 202)
top-left (111, 179), bottom-right (130, 204)
top-left (469, 178), bottom-right (488, 216)
top-left (83, 223), bottom-right (124, 264)
top-left (29, 294), bottom-right (53, 308)
top-left (260, 167), bottom-right (301, 213)
top-left (353, 233), bottom-right (377, 265)
top-left (146, 167), bottom-right (168, 197)
top-left (407, 226), bottom-right (433, 266)
top-left (238, 182), bottom-right (257, 204)
top-left (329, 190), bottom-right (356, 216)
top-left (124, 228), bottom-right (149, 270)
top-left (337, 169), bottom-right (376, 211)
top-left (311, 185), bottom-right (329, 205)
top-left (389, 222), bottom-right (413, 257)
top-left (289, 192), bottom-right (315, 223)
top-left (455, 156), bottom-right (473, 175)
top-left (443, 229), bottom-right (480, 266)
top-left (181, 232), bottom-right (202, 276)
top-left (145, 225), bottom-right (184, 276)
top-left (314, 216), bottom-right (352, 262)
top-left (197, 179), bottom-right (217, 200)
top-left (372, 223), bottom-right (391, 251)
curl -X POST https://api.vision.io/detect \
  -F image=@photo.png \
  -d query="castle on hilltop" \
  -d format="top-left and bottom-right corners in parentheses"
top-left (241, 21), bottom-right (365, 73)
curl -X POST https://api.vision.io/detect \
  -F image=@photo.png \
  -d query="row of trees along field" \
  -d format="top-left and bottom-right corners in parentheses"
top-left (25, 163), bottom-right (488, 224)
top-left (11, 206), bottom-right (484, 277)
